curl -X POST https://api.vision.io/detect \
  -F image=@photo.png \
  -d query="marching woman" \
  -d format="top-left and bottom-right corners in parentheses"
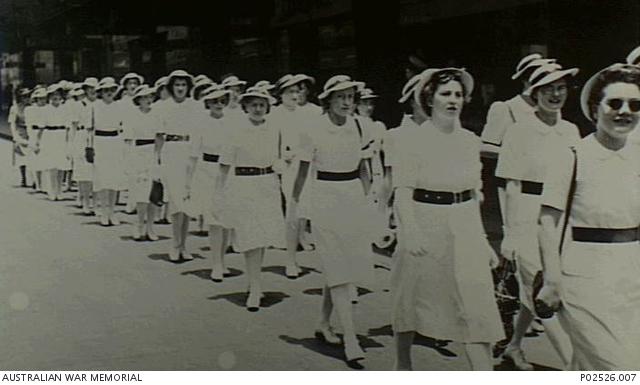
top-left (39, 84), bottom-right (70, 201)
top-left (290, 75), bottom-right (375, 364)
top-left (8, 87), bottom-right (31, 187)
top-left (272, 74), bottom-right (310, 278)
top-left (122, 85), bottom-right (160, 241)
top-left (216, 87), bottom-right (286, 310)
top-left (221, 75), bottom-right (248, 122)
top-left (192, 77), bottom-right (214, 101)
top-left (193, 84), bottom-right (232, 281)
top-left (73, 77), bottom-right (99, 214)
top-left (391, 68), bottom-right (504, 370)
top-left (153, 75), bottom-right (172, 225)
top-left (496, 63), bottom-right (577, 369)
top-left (65, 84), bottom-right (87, 209)
top-left (537, 63), bottom-right (640, 370)
top-left (119, 72), bottom-right (144, 214)
top-left (156, 70), bottom-right (202, 261)
top-left (25, 87), bottom-right (48, 193)
top-left (92, 77), bottom-right (126, 226)
top-left (296, 74), bottom-right (322, 115)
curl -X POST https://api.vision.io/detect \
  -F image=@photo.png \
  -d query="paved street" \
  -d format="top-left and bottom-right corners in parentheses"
top-left (0, 136), bottom-right (563, 371)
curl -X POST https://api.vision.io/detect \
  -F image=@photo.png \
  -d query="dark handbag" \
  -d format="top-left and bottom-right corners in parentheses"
top-left (533, 148), bottom-right (577, 319)
top-left (149, 180), bottom-right (165, 207)
top-left (85, 106), bottom-right (95, 163)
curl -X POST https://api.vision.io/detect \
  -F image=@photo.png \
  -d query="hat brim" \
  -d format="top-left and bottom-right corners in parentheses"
top-left (279, 77), bottom-right (306, 90)
top-left (203, 90), bottom-right (232, 101)
top-left (360, 94), bottom-right (379, 100)
top-left (524, 68), bottom-right (579, 96)
top-left (239, 92), bottom-right (277, 105)
top-left (413, 67), bottom-right (474, 109)
top-left (97, 84), bottom-right (119, 91)
top-left (120, 74), bottom-right (144, 86)
top-left (224, 81), bottom-right (247, 88)
top-left (318, 81), bottom-right (365, 100)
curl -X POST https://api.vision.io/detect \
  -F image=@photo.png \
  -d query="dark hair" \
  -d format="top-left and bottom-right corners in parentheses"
top-left (167, 76), bottom-right (194, 98)
top-left (418, 69), bottom-right (468, 117)
top-left (530, 76), bottom-right (572, 104)
top-left (240, 95), bottom-right (271, 114)
top-left (587, 64), bottom-right (640, 121)
top-left (204, 94), bottom-right (230, 110)
top-left (320, 87), bottom-right (360, 113)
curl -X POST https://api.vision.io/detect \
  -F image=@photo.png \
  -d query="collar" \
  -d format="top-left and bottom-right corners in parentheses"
top-left (586, 134), bottom-right (635, 161)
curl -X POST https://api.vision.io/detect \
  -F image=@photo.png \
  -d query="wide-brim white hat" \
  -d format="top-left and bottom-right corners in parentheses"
top-left (318, 75), bottom-right (365, 100)
top-left (202, 85), bottom-right (232, 101)
top-left (398, 74), bottom-right (422, 103)
top-left (222, 75), bottom-right (247, 88)
top-left (511, 53), bottom-right (543, 80)
top-left (413, 67), bottom-right (474, 109)
top-left (579, 63), bottom-right (640, 122)
top-left (83, 77), bottom-right (99, 88)
top-left (194, 74), bottom-right (212, 84)
top-left (512, 58), bottom-right (557, 81)
top-left (132, 84), bottom-right (156, 100)
top-left (32, 88), bottom-right (47, 99)
top-left (120, 72), bottom-right (144, 86)
top-left (47, 84), bottom-right (63, 94)
top-left (276, 74), bottom-right (299, 90)
top-left (191, 78), bottom-right (215, 96)
top-left (239, 87), bottom-right (277, 105)
top-left (167, 70), bottom-right (194, 85)
top-left (154, 76), bottom-right (168, 88)
top-left (626, 46), bottom-right (640, 66)
top-left (97, 77), bottom-right (118, 91)
top-left (254, 80), bottom-right (275, 91)
top-left (359, 88), bottom-right (379, 100)
top-left (294, 74), bottom-right (315, 85)
top-left (523, 63), bottom-right (579, 96)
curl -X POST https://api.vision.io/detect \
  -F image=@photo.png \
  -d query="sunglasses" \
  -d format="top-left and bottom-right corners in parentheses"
top-left (605, 98), bottom-right (640, 112)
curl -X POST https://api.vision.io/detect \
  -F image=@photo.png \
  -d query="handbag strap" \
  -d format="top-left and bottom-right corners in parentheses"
top-left (89, 105), bottom-right (95, 147)
top-left (558, 147), bottom-right (578, 254)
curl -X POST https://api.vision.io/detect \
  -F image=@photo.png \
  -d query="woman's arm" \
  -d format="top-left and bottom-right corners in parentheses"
top-left (395, 187), bottom-right (427, 257)
top-left (501, 178), bottom-right (522, 260)
top-left (291, 160), bottom-right (310, 203)
top-left (537, 205), bottom-right (564, 309)
top-left (359, 158), bottom-right (372, 195)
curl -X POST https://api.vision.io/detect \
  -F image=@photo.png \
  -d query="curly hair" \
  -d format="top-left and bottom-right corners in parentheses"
top-left (166, 76), bottom-right (194, 98)
top-left (587, 64), bottom-right (640, 121)
top-left (418, 69), bottom-right (469, 117)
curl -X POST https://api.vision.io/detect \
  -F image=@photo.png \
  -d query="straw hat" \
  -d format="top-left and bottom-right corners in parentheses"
top-left (120, 72), bottom-right (144, 86)
top-left (154, 76), bottom-right (168, 88)
top-left (202, 85), bottom-right (232, 101)
top-left (31, 88), bottom-right (47, 99)
top-left (512, 53), bottom-right (545, 80)
top-left (194, 74), bottom-right (212, 84)
top-left (359, 88), bottom-right (379, 100)
top-left (317, 75), bottom-right (365, 100)
top-left (192, 78), bottom-right (215, 97)
top-left (626, 46), bottom-right (640, 66)
top-left (239, 86), bottom-right (277, 105)
top-left (398, 74), bottom-right (422, 103)
top-left (254, 80), bottom-right (276, 91)
top-left (222, 75), bottom-right (247, 88)
top-left (413, 67), bottom-right (475, 108)
top-left (47, 84), bottom-right (63, 94)
top-left (167, 69), bottom-right (194, 85)
top-left (294, 73), bottom-right (315, 85)
top-left (97, 77), bottom-right (118, 91)
top-left (579, 63), bottom-right (640, 122)
top-left (523, 63), bottom-right (579, 96)
top-left (83, 77), bottom-right (99, 88)
top-left (132, 84), bottom-right (156, 100)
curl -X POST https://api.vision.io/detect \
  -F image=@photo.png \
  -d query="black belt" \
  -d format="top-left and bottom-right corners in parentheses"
top-left (521, 181), bottom-right (543, 195)
top-left (95, 130), bottom-right (119, 137)
top-left (235, 166), bottom-right (274, 176)
top-left (572, 227), bottom-right (639, 243)
top-left (495, 177), bottom-right (506, 188)
top-left (165, 134), bottom-right (190, 142)
top-left (317, 169), bottom-right (359, 181)
top-left (76, 126), bottom-right (85, 131)
top-left (413, 189), bottom-right (474, 205)
top-left (33, 126), bottom-right (46, 131)
top-left (46, 125), bottom-right (66, 131)
top-left (203, 153), bottom-right (219, 163)
top-left (135, 139), bottom-right (155, 146)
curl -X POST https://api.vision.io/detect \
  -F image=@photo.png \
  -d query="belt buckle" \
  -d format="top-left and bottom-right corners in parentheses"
top-left (453, 192), bottom-right (462, 204)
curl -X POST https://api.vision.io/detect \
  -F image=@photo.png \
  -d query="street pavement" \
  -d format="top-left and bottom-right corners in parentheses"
top-left (0, 135), bottom-right (564, 371)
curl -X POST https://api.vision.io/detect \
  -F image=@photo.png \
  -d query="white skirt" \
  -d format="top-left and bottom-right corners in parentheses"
top-left (93, 135), bottom-right (126, 191)
top-left (39, 129), bottom-right (68, 171)
top-left (192, 157), bottom-right (225, 227)
top-left (72, 129), bottom-right (93, 182)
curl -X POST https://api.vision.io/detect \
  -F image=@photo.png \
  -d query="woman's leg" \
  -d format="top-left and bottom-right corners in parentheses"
top-left (329, 284), bottom-right (364, 361)
top-left (35, 170), bottom-right (42, 191)
top-left (133, 202), bottom-right (146, 239)
top-left (244, 247), bottom-right (265, 310)
top-left (209, 225), bottom-right (225, 281)
top-left (56, 170), bottom-right (64, 199)
top-left (19, 165), bottom-right (27, 187)
top-left (541, 317), bottom-right (573, 368)
top-left (504, 305), bottom-right (535, 370)
top-left (169, 212), bottom-right (183, 261)
top-left (48, 169), bottom-right (57, 200)
top-left (464, 343), bottom-right (493, 371)
top-left (394, 332), bottom-right (415, 370)
top-left (180, 213), bottom-right (191, 258)
top-left (285, 202), bottom-right (300, 278)
top-left (98, 190), bottom-right (108, 224)
top-left (146, 203), bottom-right (158, 240)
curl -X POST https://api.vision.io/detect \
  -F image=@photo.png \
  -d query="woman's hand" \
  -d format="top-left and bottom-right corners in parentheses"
top-left (500, 227), bottom-right (522, 261)
top-left (536, 280), bottom-right (563, 314)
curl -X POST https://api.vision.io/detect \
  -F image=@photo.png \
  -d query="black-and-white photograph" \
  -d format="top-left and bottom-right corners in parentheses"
top-left (0, 0), bottom-right (639, 373)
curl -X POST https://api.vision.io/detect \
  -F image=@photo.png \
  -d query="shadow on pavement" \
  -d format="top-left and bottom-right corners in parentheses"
top-left (70, 211), bottom-right (96, 217)
top-left (181, 268), bottom-right (243, 281)
top-left (278, 333), bottom-right (384, 370)
top-left (494, 359), bottom-right (559, 371)
top-left (302, 287), bottom-right (373, 298)
top-left (367, 324), bottom-right (457, 358)
top-left (189, 230), bottom-right (209, 237)
top-left (120, 235), bottom-right (170, 242)
top-left (208, 291), bottom-right (290, 309)
top-left (262, 265), bottom-right (320, 279)
top-left (147, 253), bottom-right (204, 264)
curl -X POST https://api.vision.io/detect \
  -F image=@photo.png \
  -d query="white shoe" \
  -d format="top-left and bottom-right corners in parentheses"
top-left (146, 231), bottom-right (159, 241)
top-left (181, 250), bottom-right (194, 261)
top-left (110, 216), bottom-right (121, 226)
top-left (168, 248), bottom-right (180, 262)
top-left (504, 347), bottom-right (534, 371)
top-left (132, 227), bottom-right (142, 240)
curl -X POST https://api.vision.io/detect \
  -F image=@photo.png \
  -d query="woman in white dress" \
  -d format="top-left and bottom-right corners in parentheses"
top-left (41, 84), bottom-right (70, 201)
top-left (290, 75), bottom-right (375, 364)
top-left (392, 68), bottom-right (504, 370)
top-left (153, 76), bottom-right (172, 225)
top-left (122, 85), bottom-right (161, 241)
top-left (272, 74), bottom-right (309, 278)
top-left (216, 87), bottom-right (286, 310)
top-left (92, 77), bottom-right (126, 226)
top-left (156, 70), bottom-right (202, 261)
top-left (25, 87), bottom-right (48, 193)
top-left (73, 77), bottom-right (99, 214)
top-left (537, 63), bottom-right (640, 370)
top-left (66, 84), bottom-right (87, 209)
top-left (496, 63), bottom-right (578, 369)
top-left (8, 87), bottom-right (31, 187)
top-left (221, 75), bottom-right (247, 122)
top-left (192, 77), bottom-right (214, 101)
top-left (193, 85), bottom-right (232, 281)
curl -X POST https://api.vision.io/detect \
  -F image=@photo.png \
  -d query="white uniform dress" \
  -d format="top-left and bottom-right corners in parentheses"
top-left (25, 105), bottom-right (48, 172)
top-left (391, 121), bottom-right (504, 343)
top-left (92, 100), bottom-right (125, 191)
top-left (495, 116), bottom-right (581, 310)
top-left (122, 107), bottom-right (160, 204)
top-left (40, 104), bottom-right (69, 170)
top-left (156, 98), bottom-right (203, 216)
top-left (219, 115), bottom-right (286, 252)
top-left (357, 115), bottom-right (386, 199)
top-left (270, 104), bottom-right (306, 201)
top-left (192, 114), bottom-right (228, 226)
top-left (298, 114), bottom-right (376, 288)
top-left (71, 100), bottom-right (94, 182)
top-left (8, 104), bottom-right (28, 168)
top-left (119, 96), bottom-right (138, 195)
top-left (543, 134), bottom-right (640, 370)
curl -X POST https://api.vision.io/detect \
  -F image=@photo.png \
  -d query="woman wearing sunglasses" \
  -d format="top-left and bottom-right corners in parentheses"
top-left (495, 63), bottom-right (578, 370)
top-left (537, 63), bottom-right (640, 370)
top-left (392, 68), bottom-right (503, 370)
